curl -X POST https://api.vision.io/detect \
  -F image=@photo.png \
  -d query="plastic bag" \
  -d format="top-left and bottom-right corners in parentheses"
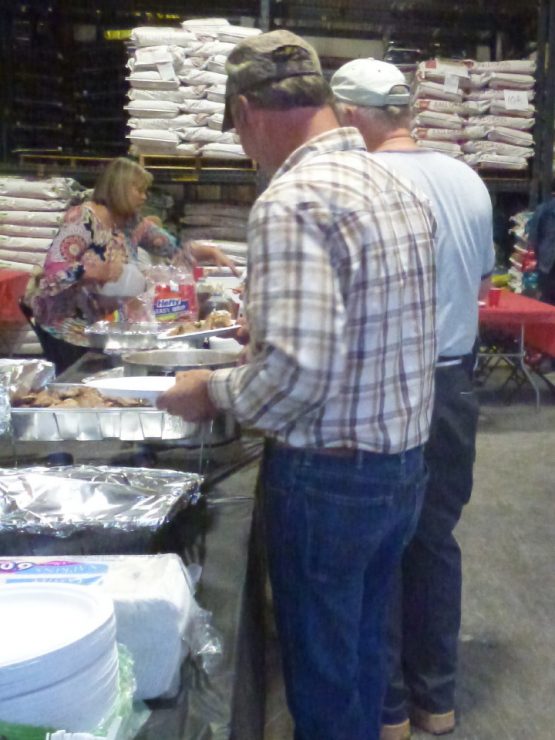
top-left (141, 263), bottom-right (199, 323)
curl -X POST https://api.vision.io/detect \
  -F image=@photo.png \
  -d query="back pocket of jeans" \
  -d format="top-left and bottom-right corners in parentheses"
top-left (304, 485), bottom-right (393, 582)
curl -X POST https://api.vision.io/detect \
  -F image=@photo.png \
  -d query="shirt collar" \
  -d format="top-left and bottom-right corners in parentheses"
top-left (271, 126), bottom-right (367, 183)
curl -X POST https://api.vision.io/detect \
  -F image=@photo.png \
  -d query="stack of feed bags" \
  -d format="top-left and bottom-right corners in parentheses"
top-left (180, 201), bottom-right (250, 242)
top-left (411, 58), bottom-right (469, 159)
top-left (126, 19), bottom-right (260, 159)
top-left (0, 177), bottom-right (78, 273)
top-left (461, 59), bottom-right (536, 171)
top-left (0, 177), bottom-right (78, 356)
top-left (412, 58), bottom-right (535, 171)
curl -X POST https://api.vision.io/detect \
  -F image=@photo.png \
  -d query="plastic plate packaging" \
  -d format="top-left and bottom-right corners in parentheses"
top-left (0, 554), bottom-right (222, 703)
top-left (0, 583), bottom-right (118, 732)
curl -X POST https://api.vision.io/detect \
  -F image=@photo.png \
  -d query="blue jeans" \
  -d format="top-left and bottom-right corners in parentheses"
top-left (382, 364), bottom-right (479, 723)
top-left (261, 441), bottom-right (427, 740)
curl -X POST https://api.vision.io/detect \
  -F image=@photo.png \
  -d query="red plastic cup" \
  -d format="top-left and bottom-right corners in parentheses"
top-left (488, 287), bottom-right (502, 307)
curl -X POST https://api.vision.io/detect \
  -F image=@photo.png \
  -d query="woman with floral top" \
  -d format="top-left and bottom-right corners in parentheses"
top-left (27, 157), bottom-right (233, 372)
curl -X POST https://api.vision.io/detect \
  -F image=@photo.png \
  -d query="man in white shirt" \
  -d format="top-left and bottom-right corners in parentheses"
top-left (331, 58), bottom-right (494, 739)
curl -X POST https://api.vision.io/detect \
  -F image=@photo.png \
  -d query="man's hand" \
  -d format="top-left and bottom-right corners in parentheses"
top-left (234, 316), bottom-right (250, 346)
top-left (156, 369), bottom-right (219, 421)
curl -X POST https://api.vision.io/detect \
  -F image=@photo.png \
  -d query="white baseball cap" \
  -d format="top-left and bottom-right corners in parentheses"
top-left (331, 58), bottom-right (410, 107)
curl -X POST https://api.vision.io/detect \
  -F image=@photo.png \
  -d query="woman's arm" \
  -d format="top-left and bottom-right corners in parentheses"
top-left (188, 241), bottom-right (238, 272)
top-left (133, 218), bottom-right (179, 259)
top-left (134, 219), bottom-right (238, 272)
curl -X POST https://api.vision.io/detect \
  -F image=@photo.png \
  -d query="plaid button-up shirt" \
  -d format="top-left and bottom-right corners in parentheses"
top-left (209, 127), bottom-right (436, 453)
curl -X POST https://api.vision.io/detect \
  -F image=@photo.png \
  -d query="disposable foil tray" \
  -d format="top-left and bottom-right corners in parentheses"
top-left (84, 321), bottom-right (163, 351)
top-left (10, 407), bottom-right (199, 442)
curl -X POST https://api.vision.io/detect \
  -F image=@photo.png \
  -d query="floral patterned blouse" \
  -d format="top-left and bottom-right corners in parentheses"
top-left (29, 203), bottom-right (180, 346)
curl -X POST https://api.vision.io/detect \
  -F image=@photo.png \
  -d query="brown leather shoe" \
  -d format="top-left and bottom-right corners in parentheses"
top-left (410, 706), bottom-right (455, 735)
top-left (380, 719), bottom-right (411, 740)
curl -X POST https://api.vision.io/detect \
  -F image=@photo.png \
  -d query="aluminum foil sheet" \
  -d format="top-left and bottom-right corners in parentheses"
top-left (0, 358), bottom-right (55, 397)
top-left (0, 465), bottom-right (202, 536)
top-left (0, 376), bottom-right (10, 438)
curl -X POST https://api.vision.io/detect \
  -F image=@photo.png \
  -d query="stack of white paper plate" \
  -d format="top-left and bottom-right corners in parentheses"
top-left (0, 584), bottom-right (119, 732)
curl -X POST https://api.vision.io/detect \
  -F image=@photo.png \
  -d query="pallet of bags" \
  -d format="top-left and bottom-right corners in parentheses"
top-left (411, 59), bottom-right (470, 159)
top-left (0, 177), bottom-right (79, 272)
top-left (180, 201), bottom-right (250, 243)
top-left (125, 19), bottom-right (260, 160)
top-left (462, 59), bottom-right (536, 172)
top-left (411, 57), bottom-right (536, 171)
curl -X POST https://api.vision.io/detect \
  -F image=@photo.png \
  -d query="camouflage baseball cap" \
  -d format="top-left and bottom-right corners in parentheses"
top-left (222, 30), bottom-right (323, 131)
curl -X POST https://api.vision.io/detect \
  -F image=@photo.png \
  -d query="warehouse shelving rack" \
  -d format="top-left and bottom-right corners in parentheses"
top-left (6, 153), bottom-right (257, 187)
top-left (0, 0), bottom-right (554, 204)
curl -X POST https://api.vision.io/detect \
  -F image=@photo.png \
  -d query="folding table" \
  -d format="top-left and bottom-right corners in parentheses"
top-left (478, 290), bottom-right (555, 407)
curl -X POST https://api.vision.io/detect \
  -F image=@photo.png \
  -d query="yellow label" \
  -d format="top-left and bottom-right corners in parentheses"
top-left (104, 29), bottom-right (132, 41)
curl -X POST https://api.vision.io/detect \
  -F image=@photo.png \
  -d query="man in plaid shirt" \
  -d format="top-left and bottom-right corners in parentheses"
top-left (158, 31), bottom-right (437, 740)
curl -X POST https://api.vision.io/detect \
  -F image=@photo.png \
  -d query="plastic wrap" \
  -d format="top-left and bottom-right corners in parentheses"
top-left (0, 466), bottom-right (202, 536)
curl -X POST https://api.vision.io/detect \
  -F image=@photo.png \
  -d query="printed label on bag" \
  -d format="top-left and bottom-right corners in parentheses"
top-left (503, 90), bottom-right (528, 111)
top-left (153, 283), bottom-right (198, 322)
top-left (0, 559), bottom-right (108, 585)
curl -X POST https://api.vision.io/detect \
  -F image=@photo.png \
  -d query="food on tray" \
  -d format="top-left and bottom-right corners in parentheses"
top-left (11, 386), bottom-right (146, 409)
top-left (205, 310), bottom-right (233, 329)
top-left (164, 310), bottom-right (233, 337)
top-left (164, 321), bottom-right (203, 337)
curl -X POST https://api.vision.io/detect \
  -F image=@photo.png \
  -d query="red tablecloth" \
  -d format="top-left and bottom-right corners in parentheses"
top-left (479, 290), bottom-right (555, 357)
top-left (0, 269), bottom-right (30, 323)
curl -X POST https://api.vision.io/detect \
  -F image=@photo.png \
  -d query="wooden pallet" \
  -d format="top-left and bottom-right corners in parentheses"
top-left (136, 152), bottom-right (256, 177)
top-left (16, 151), bottom-right (257, 182)
top-left (17, 153), bottom-right (113, 178)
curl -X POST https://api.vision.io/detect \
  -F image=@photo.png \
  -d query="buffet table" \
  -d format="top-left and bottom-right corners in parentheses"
top-left (478, 291), bottom-right (555, 406)
top-left (1, 352), bottom-right (266, 740)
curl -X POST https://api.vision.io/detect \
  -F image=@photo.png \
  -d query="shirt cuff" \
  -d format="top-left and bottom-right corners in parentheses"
top-left (207, 367), bottom-right (237, 412)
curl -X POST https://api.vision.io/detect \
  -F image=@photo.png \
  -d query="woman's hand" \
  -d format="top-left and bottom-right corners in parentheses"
top-left (187, 240), bottom-right (240, 275)
top-left (143, 214), bottom-right (163, 228)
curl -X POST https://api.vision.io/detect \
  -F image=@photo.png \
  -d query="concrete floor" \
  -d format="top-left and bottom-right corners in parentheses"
top-left (263, 372), bottom-right (555, 740)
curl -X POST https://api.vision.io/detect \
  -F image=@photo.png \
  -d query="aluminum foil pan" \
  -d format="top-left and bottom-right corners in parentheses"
top-left (84, 321), bottom-right (163, 351)
top-left (0, 465), bottom-right (202, 535)
top-left (122, 348), bottom-right (239, 375)
top-left (10, 406), bottom-right (200, 442)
